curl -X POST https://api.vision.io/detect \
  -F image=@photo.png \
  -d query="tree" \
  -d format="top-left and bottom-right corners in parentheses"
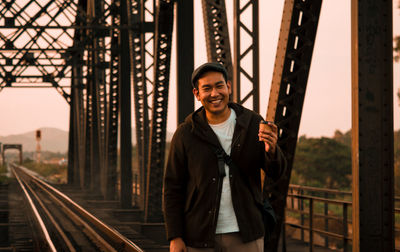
top-left (292, 136), bottom-right (352, 189)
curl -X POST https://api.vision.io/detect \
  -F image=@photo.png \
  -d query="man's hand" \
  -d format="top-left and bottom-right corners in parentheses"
top-left (170, 237), bottom-right (187, 252)
top-left (258, 121), bottom-right (278, 155)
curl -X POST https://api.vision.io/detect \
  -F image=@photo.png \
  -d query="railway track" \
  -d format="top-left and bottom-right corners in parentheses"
top-left (10, 163), bottom-right (143, 252)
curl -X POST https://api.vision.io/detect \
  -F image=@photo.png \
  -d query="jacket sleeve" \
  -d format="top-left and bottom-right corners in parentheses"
top-left (163, 128), bottom-right (188, 241)
top-left (264, 144), bottom-right (286, 181)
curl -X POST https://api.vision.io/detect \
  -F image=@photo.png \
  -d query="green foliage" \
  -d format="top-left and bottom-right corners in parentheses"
top-left (23, 151), bottom-right (67, 160)
top-left (293, 128), bottom-right (400, 196)
top-left (292, 133), bottom-right (352, 190)
top-left (0, 164), bottom-right (10, 184)
top-left (23, 160), bottom-right (67, 183)
top-left (0, 163), bottom-right (6, 174)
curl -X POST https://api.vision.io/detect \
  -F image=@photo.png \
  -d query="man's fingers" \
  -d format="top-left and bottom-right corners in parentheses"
top-left (258, 132), bottom-right (277, 142)
top-left (268, 123), bottom-right (278, 133)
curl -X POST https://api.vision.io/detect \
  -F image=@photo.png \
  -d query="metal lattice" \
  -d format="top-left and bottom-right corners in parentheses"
top-left (0, 0), bottom-right (82, 100)
top-left (104, 0), bottom-right (121, 200)
top-left (144, 0), bottom-right (173, 223)
top-left (129, 0), bottom-right (153, 208)
top-left (233, 0), bottom-right (259, 112)
top-left (201, 0), bottom-right (233, 81)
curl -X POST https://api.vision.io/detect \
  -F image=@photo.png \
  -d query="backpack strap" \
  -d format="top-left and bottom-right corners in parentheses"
top-left (211, 144), bottom-right (277, 240)
top-left (214, 147), bottom-right (226, 177)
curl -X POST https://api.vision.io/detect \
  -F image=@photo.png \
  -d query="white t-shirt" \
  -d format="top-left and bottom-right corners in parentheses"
top-left (209, 109), bottom-right (240, 234)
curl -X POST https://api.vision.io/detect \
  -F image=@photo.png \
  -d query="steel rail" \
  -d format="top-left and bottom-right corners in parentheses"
top-left (286, 208), bottom-right (352, 223)
top-left (289, 184), bottom-right (400, 202)
top-left (15, 169), bottom-right (76, 251)
top-left (289, 184), bottom-right (352, 196)
top-left (11, 166), bottom-right (57, 252)
top-left (287, 193), bottom-right (352, 205)
top-left (286, 184), bottom-right (400, 251)
top-left (12, 164), bottom-right (143, 252)
top-left (285, 222), bottom-right (351, 240)
top-left (30, 176), bottom-right (117, 252)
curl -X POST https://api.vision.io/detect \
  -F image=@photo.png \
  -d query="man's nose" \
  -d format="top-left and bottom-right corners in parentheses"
top-left (210, 87), bottom-right (219, 96)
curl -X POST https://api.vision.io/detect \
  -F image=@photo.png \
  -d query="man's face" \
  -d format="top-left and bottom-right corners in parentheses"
top-left (193, 71), bottom-right (231, 117)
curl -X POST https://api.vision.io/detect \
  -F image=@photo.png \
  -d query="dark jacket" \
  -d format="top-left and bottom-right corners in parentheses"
top-left (163, 103), bottom-right (284, 248)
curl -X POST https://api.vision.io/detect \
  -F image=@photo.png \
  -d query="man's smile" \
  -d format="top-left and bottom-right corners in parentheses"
top-left (210, 99), bottom-right (223, 105)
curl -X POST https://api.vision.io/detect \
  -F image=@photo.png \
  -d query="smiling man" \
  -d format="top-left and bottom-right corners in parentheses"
top-left (163, 62), bottom-right (285, 252)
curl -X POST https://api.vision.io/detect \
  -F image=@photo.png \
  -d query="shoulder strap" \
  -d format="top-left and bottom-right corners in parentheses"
top-left (214, 147), bottom-right (226, 177)
top-left (212, 145), bottom-right (264, 202)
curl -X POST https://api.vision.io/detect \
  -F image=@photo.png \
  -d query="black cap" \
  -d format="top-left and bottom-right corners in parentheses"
top-left (191, 62), bottom-right (228, 89)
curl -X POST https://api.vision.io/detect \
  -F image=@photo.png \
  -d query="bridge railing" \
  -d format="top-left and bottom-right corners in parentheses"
top-left (285, 184), bottom-right (400, 252)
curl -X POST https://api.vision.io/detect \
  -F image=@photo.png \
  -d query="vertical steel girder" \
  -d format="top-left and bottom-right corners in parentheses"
top-left (85, 0), bottom-right (105, 193)
top-left (71, 0), bottom-right (88, 188)
top-left (70, 51), bottom-right (85, 187)
top-left (201, 0), bottom-right (233, 81)
top-left (176, 0), bottom-right (194, 124)
top-left (84, 59), bottom-right (93, 190)
top-left (119, 0), bottom-right (134, 208)
top-left (129, 0), bottom-right (152, 209)
top-left (70, 6), bottom-right (86, 185)
top-left (265, 0), bottom-right (322, 250)
top-left (104, 0), bottom-right (121, 200)
top-left (95, 14), bottom-right (108, 198)
top-left (351, 1), bottom-right (394, 251)
top-left (233, 0), bottom-right (259, 112)
top-left (68, 100), bottom-right (75, 185)
top-left (144, 0), bottom-right (174, 223)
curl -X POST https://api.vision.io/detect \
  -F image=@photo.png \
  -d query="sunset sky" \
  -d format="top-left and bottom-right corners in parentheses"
top-left (0, 0), bottom-right (399, 139)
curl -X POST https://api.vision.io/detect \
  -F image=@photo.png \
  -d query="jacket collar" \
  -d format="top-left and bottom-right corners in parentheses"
top-left (185, 102), bottom-right (252, 146)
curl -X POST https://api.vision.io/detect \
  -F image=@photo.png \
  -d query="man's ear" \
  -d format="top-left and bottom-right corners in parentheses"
top-left (227, 80), bottom-right (232, 94)
top-left (193, 88), bottom-right (200, 101)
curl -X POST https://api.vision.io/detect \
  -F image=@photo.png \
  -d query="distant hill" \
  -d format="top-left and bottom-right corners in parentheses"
top-left (0, 127), bottom-right (174, 153)
top-left (0, 128), bottom-right (68, 152)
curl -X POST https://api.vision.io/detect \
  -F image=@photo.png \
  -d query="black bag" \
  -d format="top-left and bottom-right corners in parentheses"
top-left (213, 146), bottom-right (276, 240)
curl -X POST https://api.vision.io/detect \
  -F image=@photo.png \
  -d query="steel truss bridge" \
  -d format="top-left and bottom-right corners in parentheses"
top-left (0, 0), bottom-right (394, 251)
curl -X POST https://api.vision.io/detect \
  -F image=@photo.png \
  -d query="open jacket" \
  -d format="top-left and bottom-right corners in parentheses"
top-left (163, 102), bottom-right (285, 248)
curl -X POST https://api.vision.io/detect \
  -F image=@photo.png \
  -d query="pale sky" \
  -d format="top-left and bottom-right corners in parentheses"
top-left (0, 0), bottom-right (399, 138)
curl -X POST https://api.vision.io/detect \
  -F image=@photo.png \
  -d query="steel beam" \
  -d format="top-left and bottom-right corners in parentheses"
top-left (129, 0), bottom-right (152, 209)
top-left (70, 55), bottom-right (85, 186)
top-left (144, 0), bottom-right (174, 223)
top-left (71, 0), bottom-right (87, 188)
top-left (84, 62), bottom-right (93, 190)
top-left (265, 0), bottom-right (322, 250)
top-left (93, 0), bottom-right (108, 197)
top-left (176, 0), bottom-right (194, 124)
top-left (104, 0), bottom-right (121, 201)
top-left (201, 0), bottom-right (233, 81)
top-left (68, 102), bottom-right (75, 185)
top-left (86, 0), bottom-right (102, 194)
top-left (233, 0), bottom-right (259, 112)
top-left (351, 1), bottom-right (394, 251)
top-left (119, 0), bottom-right (133, 208)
